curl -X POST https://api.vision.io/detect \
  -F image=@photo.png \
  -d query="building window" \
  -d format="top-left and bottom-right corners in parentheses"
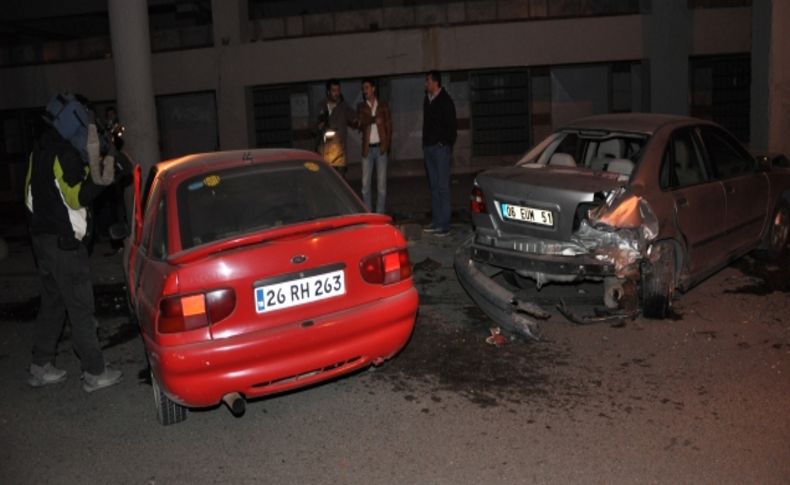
top-left (688, 0), bottom-right (751, 8)
top-left (0, 1), bottom-right (213, 67)
top-left (610, 63), bottom-right (634, 113)
top-left (547, 0), bottom-right (640, 17)
top-left (551, 61), bottom-right (643, 128)
top-left (471, 70), bottom-right (531, 156)
top-left (690, 54), bottom-right (751, 143)
top-left (252, 87), bottom-right (298, 149)
top-left (530, 68), bottom-right (553, 147)
top-left (149, 1), bottom-right (214, 52)
top-left (249, 0), bottom-right (641, 19)
top-left (249, 0), bottom-right (641, 40)
top-left (155, 91), bottom-right (219, 159)
top-left (469, 61), bottom-right (643, 156)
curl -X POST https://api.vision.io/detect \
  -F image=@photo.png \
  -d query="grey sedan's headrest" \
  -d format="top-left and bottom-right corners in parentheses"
top-left (548, 152), bottom-right (576, 167)
top-left (607, 158), bottom-right (635, 176)
top-left (598, 138), bottom-right (624, 158)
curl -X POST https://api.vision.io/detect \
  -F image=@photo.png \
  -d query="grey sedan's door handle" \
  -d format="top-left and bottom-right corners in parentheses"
top-left (677, 197), bottom-right (688, 207)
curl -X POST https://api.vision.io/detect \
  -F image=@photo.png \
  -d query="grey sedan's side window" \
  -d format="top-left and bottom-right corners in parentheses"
top-left (699, 126), bottom-right (756, 179)
top-left (660, 129), bottom-right (708, 189)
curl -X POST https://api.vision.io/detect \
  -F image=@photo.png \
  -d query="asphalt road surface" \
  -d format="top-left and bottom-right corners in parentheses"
top-left (1, 172), bottom-right (789, 484)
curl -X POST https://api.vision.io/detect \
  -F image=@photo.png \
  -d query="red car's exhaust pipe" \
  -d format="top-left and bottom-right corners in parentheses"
top-left (222, 392), bottom-right (246, 416)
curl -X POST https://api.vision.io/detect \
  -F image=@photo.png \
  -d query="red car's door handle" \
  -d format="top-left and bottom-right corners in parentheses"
top-left (677, 197), bottom-right (689, 207)
top-left (725, 185), bottom-right (735, 194)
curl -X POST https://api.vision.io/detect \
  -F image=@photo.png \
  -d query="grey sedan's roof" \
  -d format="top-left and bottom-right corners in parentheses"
top-left (561, 113), bottom-right (706, 135)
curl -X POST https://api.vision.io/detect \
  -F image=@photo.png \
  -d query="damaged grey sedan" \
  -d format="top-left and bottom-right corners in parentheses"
top-left (455, 114), bottom-right (790, 340)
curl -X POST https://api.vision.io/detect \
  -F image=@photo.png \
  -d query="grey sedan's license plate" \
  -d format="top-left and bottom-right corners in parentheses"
top-left (254, 269), bottom-right (345, 313)
top-left (500, 202), bottom-right (554, 227)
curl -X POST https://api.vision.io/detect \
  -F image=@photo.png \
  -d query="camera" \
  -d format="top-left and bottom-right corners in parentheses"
top-left (96, 117), bottom-right (125, 155)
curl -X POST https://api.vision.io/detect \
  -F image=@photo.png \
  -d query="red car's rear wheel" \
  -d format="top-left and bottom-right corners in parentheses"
top-left (152, 371), bottom-right (188, 426)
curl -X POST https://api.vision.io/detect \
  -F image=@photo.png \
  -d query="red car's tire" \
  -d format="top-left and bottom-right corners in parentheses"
top-left (152, 372), bottom-right (188, 426)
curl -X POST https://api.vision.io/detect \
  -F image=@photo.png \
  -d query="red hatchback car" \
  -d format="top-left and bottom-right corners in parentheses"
top-left (125, 149), bottom-right (418, 425)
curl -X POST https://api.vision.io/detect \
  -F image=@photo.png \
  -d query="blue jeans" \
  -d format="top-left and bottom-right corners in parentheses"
top-left (424, 144), bottom-right (451, 231)
top-left (361, 146), bottom-right (388, 213)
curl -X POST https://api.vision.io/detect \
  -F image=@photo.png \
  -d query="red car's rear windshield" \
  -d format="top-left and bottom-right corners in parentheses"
top-left (176, 160), bottom-right (364, 250)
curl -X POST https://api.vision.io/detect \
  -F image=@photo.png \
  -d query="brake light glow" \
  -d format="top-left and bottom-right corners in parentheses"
top-left (158, 289), bottom-right (236, 334)
top-left (360, 248), bottom-right (412, 285)
top-left (471, 186), bottom-right (487, 214)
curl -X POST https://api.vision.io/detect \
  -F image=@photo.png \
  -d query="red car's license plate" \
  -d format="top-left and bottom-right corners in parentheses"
top-left (254, 269), bottom-right (346, 313)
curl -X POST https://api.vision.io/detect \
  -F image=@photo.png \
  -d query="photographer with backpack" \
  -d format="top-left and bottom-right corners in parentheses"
top-left (25, 93), bottom-right (130, 392)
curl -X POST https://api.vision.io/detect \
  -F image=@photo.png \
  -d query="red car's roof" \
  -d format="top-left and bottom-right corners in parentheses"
top-left (155, 148), bottom-right (324, 179)
top-left (561, 113), bottom-right (713, 135)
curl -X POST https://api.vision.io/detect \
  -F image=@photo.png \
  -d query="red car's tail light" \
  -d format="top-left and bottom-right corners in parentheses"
top-left (360, 248), bottom-right (412, 285)
top-left (158, 289), bottom-right (236, 334)
top-left (206, 288), bottom-right (236, 323)
top-left (471, 186), bottom-right (487, 214)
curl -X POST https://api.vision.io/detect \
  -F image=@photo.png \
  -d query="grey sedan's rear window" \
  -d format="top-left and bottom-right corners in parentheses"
top-left (523, 131), bottom-right (648, 172)
top-left (176, 160), bottom-right (364, 250)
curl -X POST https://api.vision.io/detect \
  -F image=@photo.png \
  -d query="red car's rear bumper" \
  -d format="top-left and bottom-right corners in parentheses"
top-left (145, 288), bottom-right (418, 407)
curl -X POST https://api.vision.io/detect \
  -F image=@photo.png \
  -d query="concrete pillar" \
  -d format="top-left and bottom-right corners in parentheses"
top-left (108, 0), bottom-right (160, 180)
top-left (643, 0), bottom-right (691, 115)
top-left (212, 0), bottom-right (251, 150)
top-left (212, 0), bottom-right (248, 46)
top-left (751, 0), bottom-right (790, 156)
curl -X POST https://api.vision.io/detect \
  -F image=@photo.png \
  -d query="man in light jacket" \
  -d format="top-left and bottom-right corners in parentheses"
top-left (357, 77), bottom-right (393, 213)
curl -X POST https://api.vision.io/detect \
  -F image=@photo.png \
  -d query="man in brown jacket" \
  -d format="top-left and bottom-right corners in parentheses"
top-left (357, 78), bottom-right (392, 213)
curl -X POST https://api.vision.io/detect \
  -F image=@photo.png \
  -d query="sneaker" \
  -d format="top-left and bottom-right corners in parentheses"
top-left (81, 367), bottom-right (123, 393)
top-left (28, 363), bottom-right (68, 388)
top-left (423, 226), bottom-right (441, 234)
top-left (434, 229), bottom-right (451, 237)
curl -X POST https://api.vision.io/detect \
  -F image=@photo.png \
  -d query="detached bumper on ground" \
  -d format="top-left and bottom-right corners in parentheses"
top-left (454, 237), bottom-right (550, 340)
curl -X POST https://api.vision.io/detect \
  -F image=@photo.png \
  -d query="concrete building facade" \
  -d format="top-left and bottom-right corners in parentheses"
top-left (1, 0), bottom-right (785, 204)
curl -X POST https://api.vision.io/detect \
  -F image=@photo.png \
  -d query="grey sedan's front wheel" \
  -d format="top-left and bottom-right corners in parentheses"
top-left (641, 242), bottom-right (676, 319)
top-left (152, 372), bottom-right (188, 426)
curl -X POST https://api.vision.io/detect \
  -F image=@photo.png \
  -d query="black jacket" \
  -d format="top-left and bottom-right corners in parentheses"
top-left (422, 88), bottom-right (457, 147)
top-left (25, 128), bottom-right (105, 241)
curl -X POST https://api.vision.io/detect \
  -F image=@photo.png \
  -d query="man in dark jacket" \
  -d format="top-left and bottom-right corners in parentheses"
top-left (422, 70), bottom-right (457, 236)
top-left (24, 93), bottom-right (124, 392)
top-left (316, 78), bottom-right (359, 179)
